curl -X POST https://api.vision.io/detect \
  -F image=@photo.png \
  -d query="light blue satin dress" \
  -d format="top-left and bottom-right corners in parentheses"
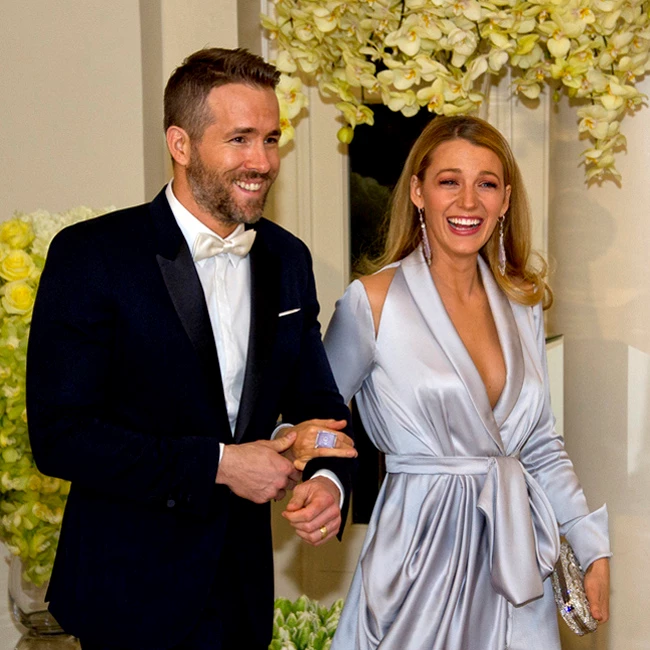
top-left (324, 249), bottom-right (611, 650)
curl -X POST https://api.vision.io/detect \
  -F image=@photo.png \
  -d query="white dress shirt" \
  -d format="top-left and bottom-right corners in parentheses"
top-left (166, 182), bottom-right (249, 434)
top-left (165, 183), bottom-right (343, 503)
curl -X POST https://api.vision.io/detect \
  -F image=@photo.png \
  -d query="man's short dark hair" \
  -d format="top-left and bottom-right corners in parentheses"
top-left (164, 47), bottom-right (280, 140)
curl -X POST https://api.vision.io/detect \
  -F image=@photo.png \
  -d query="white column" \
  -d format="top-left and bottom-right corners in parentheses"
top-left (549, 77), bottom-right (650, 649)
top-left (486, 72), bottom-right (551, 259)
top-left (141, 0), bottom-right (241, 194)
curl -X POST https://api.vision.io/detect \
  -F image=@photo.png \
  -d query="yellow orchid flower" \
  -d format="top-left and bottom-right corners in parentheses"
top-left (514, 77), bottom-right (543, 99)
top-left (489, 49), bottom-right (510, 72)
top-left (378, 63), bottom-right (422, 91)
top-left (443, 98), bottom-right (479, 115)
top-left (512, 43), bottom-right (544, 69)
top-left (381, 89), bottom-right (418, 116)
top-left (450, 0), bottom-right (483, 22)
top-left (276, 51), bottom-right (297, 74)
top-left (550, 58), bottom-right (588, 88)
top-left (598, 31), bottom-right (635, 67)
top-left (335, 101), bottom-right (375, 128)
top-left (547, 34), bottom-right (571, 59)
top-left (276, 74), bottom-right (308, 120)
top-left (417, 78), bottom-right (447, 113)
top-left (577, 104), bottom-right (619, 139)
top-left (311, 6), bottom-right (339, 33)
top-left (414, 54), bottom-right (450, 81)
top-left (385, 16), bottom-right (424, 57)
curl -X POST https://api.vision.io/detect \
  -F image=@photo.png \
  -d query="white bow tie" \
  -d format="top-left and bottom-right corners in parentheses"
top-left (192, 229), bottom-right (256, 262)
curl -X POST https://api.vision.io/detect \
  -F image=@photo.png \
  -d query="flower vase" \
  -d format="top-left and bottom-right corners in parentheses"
top-left (8, 555), bottom-right (64, 636)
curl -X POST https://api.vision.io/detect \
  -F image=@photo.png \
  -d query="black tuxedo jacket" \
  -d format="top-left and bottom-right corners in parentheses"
top-left (26, 188), bottom-right (352, 648)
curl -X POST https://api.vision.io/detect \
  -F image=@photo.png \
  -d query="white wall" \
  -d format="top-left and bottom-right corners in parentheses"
top-left (0, 1), bottom-right (146, 215)
top-left (549, 78), bottom-right (650, 649)
top-left (0, 4), bottom-right (145, 644)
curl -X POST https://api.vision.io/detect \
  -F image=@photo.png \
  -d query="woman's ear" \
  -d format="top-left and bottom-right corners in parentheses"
top-left (502, 184), bottom-right (512, 216)
top-left (410, 175), bottom-right (424, 209)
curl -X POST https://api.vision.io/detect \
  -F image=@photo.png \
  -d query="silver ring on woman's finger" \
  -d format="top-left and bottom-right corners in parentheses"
top-left (315, 430), bottom-right (337, 449)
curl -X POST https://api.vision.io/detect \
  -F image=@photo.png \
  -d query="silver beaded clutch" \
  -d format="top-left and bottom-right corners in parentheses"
top-left (551, 541), bottom-right (598, 635)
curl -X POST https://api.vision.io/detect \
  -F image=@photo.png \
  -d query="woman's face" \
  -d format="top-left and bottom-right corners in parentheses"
top-left (410, 138), bottom-right (511, 266)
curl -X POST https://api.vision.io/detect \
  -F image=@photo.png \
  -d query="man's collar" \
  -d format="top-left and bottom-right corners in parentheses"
top-left (165, 181), bottom-right (247, 267)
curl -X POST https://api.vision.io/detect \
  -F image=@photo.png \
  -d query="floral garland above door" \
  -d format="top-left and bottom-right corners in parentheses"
top-left (262, 0), bottom-right (650, 181)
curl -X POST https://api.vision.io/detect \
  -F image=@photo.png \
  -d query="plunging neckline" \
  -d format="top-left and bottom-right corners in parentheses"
top-left (430, 265), bottom-right (506, 411)
top-left (399, 249), bottom-right (525, 449)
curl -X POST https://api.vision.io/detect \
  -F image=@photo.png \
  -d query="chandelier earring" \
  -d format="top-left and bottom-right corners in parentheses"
top-left (497, 214), bottom-right (506, 276)
top-left (418, 207), bottom-right (432, 266)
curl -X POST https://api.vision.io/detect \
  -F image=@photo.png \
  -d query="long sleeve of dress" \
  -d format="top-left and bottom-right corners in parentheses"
top-left (520, 303), bottom-right (611, 570)
top-left (323, 280), bottom-right (376, 404)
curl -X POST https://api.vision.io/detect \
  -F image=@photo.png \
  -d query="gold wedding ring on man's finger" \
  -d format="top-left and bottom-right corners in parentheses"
top-left (319, 525), bottom-right (328, 540)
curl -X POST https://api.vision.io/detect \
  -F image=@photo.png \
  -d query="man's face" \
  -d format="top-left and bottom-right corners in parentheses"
top-left (186, 83), bottom-right (281, 229)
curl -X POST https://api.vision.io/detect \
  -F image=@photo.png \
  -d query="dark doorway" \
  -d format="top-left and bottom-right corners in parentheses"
top-left (348, 105), bottom-right (435, 524)
top-left (349, 104), bottom-right (435, 275)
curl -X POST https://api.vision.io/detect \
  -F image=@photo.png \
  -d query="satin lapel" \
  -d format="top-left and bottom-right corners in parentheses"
top-left (478, 256), bottom-right (524, 429)
top-left (150, 190), bottom-right (229, 423)
top-left (400, 250), bottom-right (504, 453)
top-left (233, 233), bottom-right (280, 442)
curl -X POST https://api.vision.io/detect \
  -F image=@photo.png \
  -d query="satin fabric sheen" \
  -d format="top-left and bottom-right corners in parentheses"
top-left (324, 250), bottom-right (611, 650)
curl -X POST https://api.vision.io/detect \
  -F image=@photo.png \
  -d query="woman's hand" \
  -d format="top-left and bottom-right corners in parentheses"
top-left (276, 419), bottom-right (357, 471)
top-left (584, 557), bottom-right (610, 624)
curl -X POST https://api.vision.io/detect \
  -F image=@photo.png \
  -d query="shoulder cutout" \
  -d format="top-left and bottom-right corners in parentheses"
top-left (359, 267), bottom-right (398, 336)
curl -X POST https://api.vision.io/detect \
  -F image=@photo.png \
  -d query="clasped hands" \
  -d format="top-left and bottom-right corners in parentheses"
top-left (215, 419), bottom-right (356, 545)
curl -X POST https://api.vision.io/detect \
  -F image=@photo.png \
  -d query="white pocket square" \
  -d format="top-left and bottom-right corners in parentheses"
top-left (278, 308), bottom-right (301, 317)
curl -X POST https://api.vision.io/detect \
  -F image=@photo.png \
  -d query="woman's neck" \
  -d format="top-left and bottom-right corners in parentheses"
top-left (429, 253), bottom-right (482, 304)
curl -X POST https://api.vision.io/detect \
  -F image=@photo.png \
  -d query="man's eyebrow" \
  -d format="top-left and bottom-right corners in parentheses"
top-left (224, 127), bottom-right (257, 137)
top-left (223, 127), bottom-right (282, 138)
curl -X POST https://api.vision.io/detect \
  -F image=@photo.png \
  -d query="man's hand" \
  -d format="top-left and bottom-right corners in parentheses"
top-left (584, 557), bottom-right (610, 623)
top-left (277, 419), bottom-right (356, 470)
top-left (216, 433), bottom-right (302, 503)
top-left (282, 476), bottom-right (341, 545)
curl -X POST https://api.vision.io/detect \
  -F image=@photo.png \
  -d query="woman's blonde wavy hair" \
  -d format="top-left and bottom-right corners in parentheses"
top-left (364, 115), bottom-right (552, 309)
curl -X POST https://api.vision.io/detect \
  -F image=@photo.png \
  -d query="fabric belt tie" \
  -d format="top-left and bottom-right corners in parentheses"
top-left (385, 454), bottom-right (560, 606)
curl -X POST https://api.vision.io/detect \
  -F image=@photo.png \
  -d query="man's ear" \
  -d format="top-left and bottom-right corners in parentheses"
top-left (166, 126), bottom-right (191, 166)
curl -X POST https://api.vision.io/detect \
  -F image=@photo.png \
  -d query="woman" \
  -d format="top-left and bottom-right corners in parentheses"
top-left (323, 116), bottom-right (611, 649)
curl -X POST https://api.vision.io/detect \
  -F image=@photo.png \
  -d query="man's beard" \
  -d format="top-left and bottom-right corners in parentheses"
top-left (186, 149), bottom-right (273, 227)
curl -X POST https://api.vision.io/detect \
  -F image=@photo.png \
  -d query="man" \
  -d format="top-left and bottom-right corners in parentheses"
top-left (26, 48), bottom-right (354, 650)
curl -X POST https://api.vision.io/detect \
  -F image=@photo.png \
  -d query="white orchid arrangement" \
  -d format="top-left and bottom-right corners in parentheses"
top-left (270, 595), bottom-right (342, 650)
top-left (264, 0), bottom-right (650, 181)
top-left (0, 206), bottom-right (110, 586)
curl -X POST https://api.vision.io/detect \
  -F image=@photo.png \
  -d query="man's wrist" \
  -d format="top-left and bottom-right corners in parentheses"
top-left (271, 422), bottom-right (294, 439)
top-left (311, 470), bottom-right (344, 509)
